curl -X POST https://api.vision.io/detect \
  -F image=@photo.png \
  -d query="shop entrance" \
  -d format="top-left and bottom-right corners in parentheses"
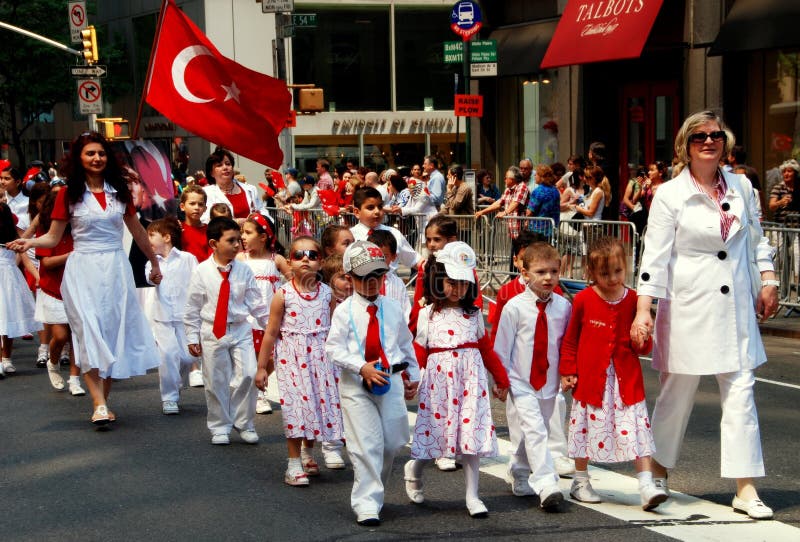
top-left (619, 81), bottom-right (680, 182)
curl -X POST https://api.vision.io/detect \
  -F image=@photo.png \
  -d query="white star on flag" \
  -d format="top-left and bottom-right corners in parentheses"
top-left (222, 81), bottom-right (240, 103)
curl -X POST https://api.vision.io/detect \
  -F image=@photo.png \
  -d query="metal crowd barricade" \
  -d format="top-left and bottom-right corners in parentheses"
top-left (762, 223), bottom-right (800, 311)
top-left (268, 207), bottom-right (350, 245)
top-left (555, 219), bottom-right (639, 286)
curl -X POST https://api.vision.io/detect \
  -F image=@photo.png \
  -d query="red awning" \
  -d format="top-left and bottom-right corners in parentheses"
top-left (540, 0), bottom-right (664, 69)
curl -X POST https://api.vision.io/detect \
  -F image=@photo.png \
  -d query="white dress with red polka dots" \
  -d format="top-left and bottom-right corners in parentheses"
top-left (568, 363), bottom-right (656, 462)
top-left (411, 306), bottom-right (497, 459)
top-left (274, 282), bottom-right (343, 441)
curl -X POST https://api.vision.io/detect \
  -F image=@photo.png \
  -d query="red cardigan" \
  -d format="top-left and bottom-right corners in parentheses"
top-left (559, 287), bottom-right (651, 408)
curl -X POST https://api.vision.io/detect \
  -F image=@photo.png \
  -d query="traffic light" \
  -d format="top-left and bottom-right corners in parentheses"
top-left (96, 118), bottom-right (130, 140)
top-left (81, 25), bottom-right (98, 64)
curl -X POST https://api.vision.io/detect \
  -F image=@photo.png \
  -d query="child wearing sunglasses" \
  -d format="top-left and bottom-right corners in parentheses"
top-left (256, 236), bottom-right (343, 487)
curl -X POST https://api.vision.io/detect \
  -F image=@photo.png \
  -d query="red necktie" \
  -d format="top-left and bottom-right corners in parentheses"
top-left (365, 304), bottom-right (388, 369)
top-left (213, 270), bottom-right (230, 339)
top-left (530, 299), bottom-right (549, 390)
top-left (367, 228), bottom-right (374, 236)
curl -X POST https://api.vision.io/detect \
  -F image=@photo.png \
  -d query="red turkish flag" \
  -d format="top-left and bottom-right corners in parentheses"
top-left (145, 0), bottom-right (290, 168)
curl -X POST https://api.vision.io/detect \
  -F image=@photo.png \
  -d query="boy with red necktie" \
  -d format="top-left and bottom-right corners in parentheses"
top-left (325, 241), bottom-right (419, 527)
top-left (184, 217), bottom-right (269, 445)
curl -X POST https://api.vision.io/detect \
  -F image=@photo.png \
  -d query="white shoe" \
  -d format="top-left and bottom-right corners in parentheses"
top-left (510, 471), bottom-right (535, 497)
top-left (256, 393), bottom-right (273, 414)
top-left (301, 449), bottom-right (319, 474)
top-left (323, 448), bottom-right (346, 469)
top-left (59, 343), bottom-right (70, 367)
top-left (554, 456), bottom-right (576, 478)
top-left (238, 429), bottom-right (259, 444)
top-left (0, 363), bottom-right (4, 378)
top-left (2, 359), bottom-right (16, 374)
top-left (162, 400), bottom-right (180, 415)
top-left (466, 498), bottom-right (488, 518)
top-left (640, 482), bottom-right (669, 511)
top-left (570, 477), bottom-right (601, 503)
top-left (211, 433), bottom-right (230, 445)
top-left (435, 457), bottom-right (457, 471)
top-left (539, 484), bottom-right (564, 509)
top-left (732, 495), bottom-right (773, 520)
top-left (46, 362), bottom-right (65, 390)
top-left (36, 347), bottom-right (49, 368)
top-left (188, 369), bottom-right (204, 387)
top-left (285, 463), bottom-right (309, 487)
top-left (653, 477), bottom-right (670, 496)
top-left (403, 460), bottom-right (424, 504)
top-left (68, 377), bottom-right (86, 396)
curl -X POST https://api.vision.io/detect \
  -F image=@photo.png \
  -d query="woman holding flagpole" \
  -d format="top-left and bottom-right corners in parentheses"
top-left (7, 131), bottom-right (162, 427)
top-left (201, 148), bottom-right (262, 224)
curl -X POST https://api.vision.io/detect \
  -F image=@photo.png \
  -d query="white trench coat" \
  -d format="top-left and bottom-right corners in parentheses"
top-left (637, 169), bottom-right (774, 375)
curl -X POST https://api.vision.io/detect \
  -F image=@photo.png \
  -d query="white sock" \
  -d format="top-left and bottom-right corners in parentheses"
top-left (574, 469), bottom-right (590, 481)
top-left (288, 457), bottom-right (302, 469)
top-left (38, 344), bottom-right (49, 356)
top-left (68, 375), bottom-right (80, 383)
top-left (637, 471), bottom-right (654, 487)
top-left (462, 455), bottom-right (481, 503)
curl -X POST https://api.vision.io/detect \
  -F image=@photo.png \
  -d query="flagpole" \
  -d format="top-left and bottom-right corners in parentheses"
top-left (133, 0), bottom-right (170, 140)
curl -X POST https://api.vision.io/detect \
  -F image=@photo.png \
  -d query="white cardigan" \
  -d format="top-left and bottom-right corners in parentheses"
top-left (637, 168), bottom-right (774, 375)
top-left (201, 181), bottom-right (263, 223)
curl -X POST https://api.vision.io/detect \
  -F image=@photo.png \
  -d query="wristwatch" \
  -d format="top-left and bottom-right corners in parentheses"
top-left (761, 279), bottom-right (780, 288)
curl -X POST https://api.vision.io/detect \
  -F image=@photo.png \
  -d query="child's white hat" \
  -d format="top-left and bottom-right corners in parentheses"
top-left (343, 241), bottom-right (388, 277)
top-left (435, 241), bottom-right (476, 283)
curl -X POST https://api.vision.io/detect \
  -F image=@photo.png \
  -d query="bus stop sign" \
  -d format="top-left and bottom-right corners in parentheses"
top-left (450, 1), bottom-right (482, 41)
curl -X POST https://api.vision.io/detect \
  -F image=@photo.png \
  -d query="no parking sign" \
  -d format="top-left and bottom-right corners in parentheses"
top-left (450, 1), bottom-right (482, 41)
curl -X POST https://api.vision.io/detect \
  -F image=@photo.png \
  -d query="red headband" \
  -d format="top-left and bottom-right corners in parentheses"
top-left (247, 212), bottom-right (276, 247)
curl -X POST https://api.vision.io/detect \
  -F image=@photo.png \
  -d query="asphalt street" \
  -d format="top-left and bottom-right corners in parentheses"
top-left (1, 330), bottom-right (799, 541)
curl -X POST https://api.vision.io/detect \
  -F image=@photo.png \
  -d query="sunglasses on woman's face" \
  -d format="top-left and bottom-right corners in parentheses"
top-left (688, 130), bottom-right (726, 144)
top-left (290, 249), bottom-right (319, 261)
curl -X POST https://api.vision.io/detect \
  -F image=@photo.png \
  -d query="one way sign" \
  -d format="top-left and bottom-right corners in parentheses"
top-left (77, 79), bottom-right (102, 114)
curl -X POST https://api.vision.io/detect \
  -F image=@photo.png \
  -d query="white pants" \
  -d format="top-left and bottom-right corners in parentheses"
top-left (506, 388), bottom-right (559, 493)
top-left (339, 370), bottom-right (409, 517)
top-left (651, 370), bottom-right (765, 478)
top-left (200, 321), bottom-right (257, 436)
top-left (153, 320), bottom-right (194, 402)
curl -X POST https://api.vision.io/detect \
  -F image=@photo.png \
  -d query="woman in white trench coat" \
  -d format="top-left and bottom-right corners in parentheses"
top-left (631, 111), bottom-right (779, 520)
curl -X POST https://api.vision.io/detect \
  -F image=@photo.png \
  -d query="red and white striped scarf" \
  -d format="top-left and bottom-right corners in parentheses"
top-left (691, 170), bottom-right (735, 241)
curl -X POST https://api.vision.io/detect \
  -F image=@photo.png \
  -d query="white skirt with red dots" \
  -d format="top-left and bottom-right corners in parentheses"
top-left (411, 308), bottom-right (497, 459)
top-left (568, 363), bottom-right (656, 463)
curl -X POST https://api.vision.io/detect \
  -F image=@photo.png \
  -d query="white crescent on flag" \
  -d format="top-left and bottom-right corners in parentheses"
top-left (171, 45), bottom-right (214, 103)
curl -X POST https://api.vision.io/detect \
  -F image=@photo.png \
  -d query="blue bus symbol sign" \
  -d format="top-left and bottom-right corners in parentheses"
top-left (450, 1), bottom-right (482, 40)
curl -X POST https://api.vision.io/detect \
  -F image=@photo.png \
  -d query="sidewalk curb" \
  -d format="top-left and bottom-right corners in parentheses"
top-left (759, 324), bottom-right (800, 339)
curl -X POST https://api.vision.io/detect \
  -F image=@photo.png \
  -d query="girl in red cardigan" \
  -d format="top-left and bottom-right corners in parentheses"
top-left (559, 237), bottom-right (667, 511)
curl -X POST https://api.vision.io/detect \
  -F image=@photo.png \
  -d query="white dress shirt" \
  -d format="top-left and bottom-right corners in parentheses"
top-left (350, 222), bottom-right (420, 270)
top-left (146, 247), bottom-right (198, 323)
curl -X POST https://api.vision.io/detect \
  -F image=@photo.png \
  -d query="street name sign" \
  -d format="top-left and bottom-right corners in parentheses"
top-left (261, 0), bottom-right (294, 13)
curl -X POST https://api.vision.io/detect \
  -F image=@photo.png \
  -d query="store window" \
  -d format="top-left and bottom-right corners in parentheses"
top-left (764, 50), bottom-right (800, 194)
top-left (394, 8), bottom-right (460, 111)
top-left (521, 74), bottom-right (558, 165)
top-left (292, 7), bottom-right (390, 111)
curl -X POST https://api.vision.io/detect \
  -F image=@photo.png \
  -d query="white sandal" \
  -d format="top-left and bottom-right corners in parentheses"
top-left (404, 460), bottom-right (424, 504)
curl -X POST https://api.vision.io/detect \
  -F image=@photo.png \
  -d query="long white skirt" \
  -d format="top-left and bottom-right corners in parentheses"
top-left (62, 249), bottom-right (158, 379)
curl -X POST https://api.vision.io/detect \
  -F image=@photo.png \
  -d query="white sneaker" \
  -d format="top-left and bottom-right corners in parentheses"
top-left (162, 400), bottom-right (180, 415)
top-left (466, 498), bottom-right (488, 518)
top-left (323, 448), bottom-right (346, 469)
top-left (68, 377), bottom-right (86, 396)
top-left (0, 363), bottom-right (4, 378)
top-left (510, 471), bottom-right (535, 497)
top-left (256, 392), bottom-right (273, 414)
top-left (2, 359), bottom-right (16, 374)
top-left (640, 482), bottom-right (669, 511)
top-left (554, 456), bottom-right (576, 478)
top-left (570, 477), bottom-right (602, 503)
top-left (435, 457), bottom-right (457, 471)
top-left (188, 369), bottom-right (204, 387)
top-left (732, 495), bottom-right (773, 520)
top-left (46, 362), bottom-right (65, 390)
top-left (238, 429), bottom-right (259, 444)
top-left (59, 343), bottom-right (71, 367)
top-left (539, 484), bottom-right (564, 509)
top-left (36, 346), bottom-right (49, 368)
top-left (211, 433), bottom-right (230, 445)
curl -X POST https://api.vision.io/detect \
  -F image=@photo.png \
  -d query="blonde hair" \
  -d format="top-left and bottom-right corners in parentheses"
top-left (586, 237), bottom-right (627, 282)
top-left (673, 110), bottom-right (735, 176)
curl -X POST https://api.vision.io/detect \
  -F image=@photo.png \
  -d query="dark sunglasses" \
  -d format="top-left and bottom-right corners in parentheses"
top-left (688, 130), bottom-right (727, 144)
top-left (290, 249), bottom-right (319, 261)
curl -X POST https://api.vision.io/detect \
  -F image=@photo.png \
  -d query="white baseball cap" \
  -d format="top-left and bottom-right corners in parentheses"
top-left (435, 241), bottom-right (476, 283)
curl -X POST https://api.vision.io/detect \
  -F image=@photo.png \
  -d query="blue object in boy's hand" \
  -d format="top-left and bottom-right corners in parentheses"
top-left (363, 364), bottom-right (391, 395)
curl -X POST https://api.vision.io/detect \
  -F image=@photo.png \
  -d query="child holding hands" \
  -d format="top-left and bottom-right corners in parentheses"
top-left (559, 237), bottom-right (667, 510)
top-left (493, 242), bottom-right (571, 510)
top-left (404, 242), bottom-right (509, 517)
